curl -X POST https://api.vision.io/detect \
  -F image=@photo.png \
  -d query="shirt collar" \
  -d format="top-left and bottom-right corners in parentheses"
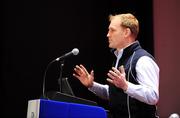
top-left (114, 41), bottom-right (138, 58)
top-left (114, 49), bottom-right (124, 59)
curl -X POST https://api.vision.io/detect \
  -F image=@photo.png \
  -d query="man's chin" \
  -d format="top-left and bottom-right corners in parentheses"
top-left (109, 44), bottom-right (114, 48)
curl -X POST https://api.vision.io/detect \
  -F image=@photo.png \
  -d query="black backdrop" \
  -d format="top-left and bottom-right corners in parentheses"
top-left (3, 0), bottom-right (153, 117)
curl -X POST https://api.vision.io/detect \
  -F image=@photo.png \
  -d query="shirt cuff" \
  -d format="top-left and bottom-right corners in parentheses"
top-left (124, 82), bottom-right (136, 97)
top-left (88, 82), bottom-right (100, 92)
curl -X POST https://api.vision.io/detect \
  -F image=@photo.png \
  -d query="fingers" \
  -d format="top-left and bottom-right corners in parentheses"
top-left (107, 66), bottom-right (127, 90)
top-left (74, 64), bottom-right (89, 75)
top-left (106, 78), bottom-right (113, 84)
top-left (73, 65), bottom-right (94, 88)
top-left (90, 70), bottom-right (94, 77)
top-left (106, 66), bottom-right (125, 84)
top-left (109, 66), bottom-right (125, 78)
top-left (119, 65), bottom-right (125, 74)
top-left (107, 71), bottom-right (115, 79)
top-left (80, 64), bottom-right (89, 75)
top-left (112, 67), bottom-right (121, 76)
top-left (73, 65), bottom-right (87, 84)
top-left (73, 66), bottom-right (81, 76)
top-left (73, 73), bottom-right (81, 80)
top-left (107, 78), bottom-right (119, 87)
top-left (73, 64), bottom-right (90, 78)
top-left (107, 67), bottom-right (121, 79)
top-left (74, 65), bottom-right (84, 75)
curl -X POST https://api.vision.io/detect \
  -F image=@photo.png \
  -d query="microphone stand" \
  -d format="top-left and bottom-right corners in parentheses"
top-left (58, 60), bottom-right (65, 93)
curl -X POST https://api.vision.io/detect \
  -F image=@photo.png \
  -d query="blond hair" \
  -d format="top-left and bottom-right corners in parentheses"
top-left (109, 13), bottom-right (139, 38)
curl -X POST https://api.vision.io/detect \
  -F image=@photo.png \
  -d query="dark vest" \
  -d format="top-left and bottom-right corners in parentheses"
top-left (109, 41), bottom-right (158, 118)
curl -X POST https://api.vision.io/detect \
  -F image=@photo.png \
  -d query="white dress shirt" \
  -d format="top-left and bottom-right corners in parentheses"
top-left (89, 49), bottom-right (159, 105)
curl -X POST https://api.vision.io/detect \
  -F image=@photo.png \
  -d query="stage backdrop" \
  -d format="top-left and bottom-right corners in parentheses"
top-left (154, 0), bottom-right (180, 117)
top-left (4, 0), bottom-right (180, 117)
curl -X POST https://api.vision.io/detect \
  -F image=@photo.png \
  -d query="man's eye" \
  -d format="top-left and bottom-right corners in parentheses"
top-left (109, 29), bottom-right (114, 32)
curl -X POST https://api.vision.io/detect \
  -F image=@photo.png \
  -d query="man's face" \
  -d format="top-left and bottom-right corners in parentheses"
top-left (107, 18), bottom-right (127, 50)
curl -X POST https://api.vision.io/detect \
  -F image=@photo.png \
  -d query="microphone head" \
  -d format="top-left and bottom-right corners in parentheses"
top-left (72, 48), bottom-right (79, 55)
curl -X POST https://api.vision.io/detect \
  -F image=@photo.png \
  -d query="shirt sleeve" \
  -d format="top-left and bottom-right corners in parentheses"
top-left (125, 56), bottom-right (160, 105)
top-left (88, 82), bottom-right (109, 100)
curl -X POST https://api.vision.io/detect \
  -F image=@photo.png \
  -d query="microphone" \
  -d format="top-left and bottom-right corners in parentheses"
top-left (42, 48), bottom-right (79, 98)
top-left (56, 48), bottom-right (79, 61)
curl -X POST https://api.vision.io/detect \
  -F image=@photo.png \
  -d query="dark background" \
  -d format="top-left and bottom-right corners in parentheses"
top-left (3, 0), bottom-right (153, 117)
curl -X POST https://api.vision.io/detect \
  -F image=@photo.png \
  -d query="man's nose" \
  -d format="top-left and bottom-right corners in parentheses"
top-left (107, 32), bottom-right (110, 37)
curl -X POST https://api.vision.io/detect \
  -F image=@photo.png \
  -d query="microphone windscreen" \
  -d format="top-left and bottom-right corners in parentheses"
top-left (72, 48), bottom-right (79, 55)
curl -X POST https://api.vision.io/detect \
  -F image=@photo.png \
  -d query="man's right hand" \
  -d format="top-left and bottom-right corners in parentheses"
top-left (73, 64), bottom-right (94, 88)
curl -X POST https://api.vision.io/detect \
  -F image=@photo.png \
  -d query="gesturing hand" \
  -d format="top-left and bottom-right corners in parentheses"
top-left (107, 66), bottom-right (128, 91)
top-left (73, 64), bottom-right (94, 88)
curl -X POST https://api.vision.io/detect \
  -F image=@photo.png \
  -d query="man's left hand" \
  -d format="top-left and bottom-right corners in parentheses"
top-left (107, 66), bottom-right (128, 91)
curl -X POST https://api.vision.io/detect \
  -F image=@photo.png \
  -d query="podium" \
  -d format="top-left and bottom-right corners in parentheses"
top-left (45, 91), bottom-right (97, 106)
top-left (27, 99), bottom-right (107, 118)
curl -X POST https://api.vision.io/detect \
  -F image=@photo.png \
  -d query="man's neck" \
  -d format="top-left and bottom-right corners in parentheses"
top-left (117, 40), bottom-right (137, 51)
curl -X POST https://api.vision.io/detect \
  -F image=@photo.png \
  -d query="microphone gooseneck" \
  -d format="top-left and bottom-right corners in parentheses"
top-left (42, 48), bottom-right (79, 98)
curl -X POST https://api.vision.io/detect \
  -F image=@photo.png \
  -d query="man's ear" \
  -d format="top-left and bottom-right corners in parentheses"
top-left (124, 28), bottom-right (131, 37)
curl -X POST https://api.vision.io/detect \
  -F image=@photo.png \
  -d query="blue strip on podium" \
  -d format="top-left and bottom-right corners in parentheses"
top-left (27, 99), bottom-right (107, 118)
